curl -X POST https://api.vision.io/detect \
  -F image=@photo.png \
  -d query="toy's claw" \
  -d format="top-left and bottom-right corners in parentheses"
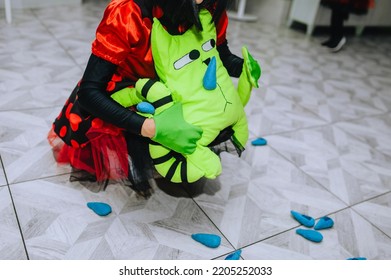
top-left (242, 46), bottom-right (261, 88)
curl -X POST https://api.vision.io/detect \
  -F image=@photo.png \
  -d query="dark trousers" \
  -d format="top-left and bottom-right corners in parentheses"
top-left (329, 5), bottom-right (349, 39)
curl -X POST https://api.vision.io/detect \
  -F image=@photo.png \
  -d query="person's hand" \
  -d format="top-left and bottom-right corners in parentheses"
top-left (141, 118), bottom-right (156, 138)
top-left (151, 103), bottom-right (202, 155)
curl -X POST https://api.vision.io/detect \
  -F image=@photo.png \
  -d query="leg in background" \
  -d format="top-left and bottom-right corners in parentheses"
top-left (321, 5), bottom-right (348, 51)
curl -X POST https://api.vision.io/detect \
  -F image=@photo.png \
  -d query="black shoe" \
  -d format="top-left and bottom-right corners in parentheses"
top-left (328, 36), bottom-right (346, 52)
top-left (127, 180), bottom-right (153, 199)
top-left (321, 38), bottom-right (332, 47)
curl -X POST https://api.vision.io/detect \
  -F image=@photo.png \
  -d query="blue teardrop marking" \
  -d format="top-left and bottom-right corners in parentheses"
top-left (251, 138), bottom-right (267, 146)
top-left (87, 202), bottom-right (112, 216)
top-left (225, 249), bottom-right (242, 260)
top-left (136, 102), bottom-right (155, 114)
top-left (191, 233), bottom-right (221, 248)
top-left (203, 56), bottom-right (217, 90)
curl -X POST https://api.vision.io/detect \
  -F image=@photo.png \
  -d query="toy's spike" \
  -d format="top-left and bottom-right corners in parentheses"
top-left (203, 56), bottom-right (217, 90)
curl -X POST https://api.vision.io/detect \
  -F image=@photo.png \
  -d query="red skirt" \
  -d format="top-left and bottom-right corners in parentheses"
top-left (48, 123), bottom-right (129, 182)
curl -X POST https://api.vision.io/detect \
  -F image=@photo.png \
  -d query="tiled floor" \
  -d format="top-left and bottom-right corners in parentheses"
top-left (1, 1), bottom-right (391, 260)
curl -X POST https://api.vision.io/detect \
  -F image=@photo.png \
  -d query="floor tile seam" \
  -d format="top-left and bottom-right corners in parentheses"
top-left (30, 8), bottom-right (84, 71)
top-left (346, 190), bottom-right (391, 239)
top-left (7, 172), bottom-right (73, 187)
top-left (188, 196), bottom-right (238, 254)
top-left (0, 154), bottom-right (7, 188)
top-left (0, 156), bottom-right (7, 188)
top-left (0, 155), bottom-right (30, 259)
top-left (349, 205), bottom-right (391, 240)
top-left (351, 189), bottom-right (391, 207)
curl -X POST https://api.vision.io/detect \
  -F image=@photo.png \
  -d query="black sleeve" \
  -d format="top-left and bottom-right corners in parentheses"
top-left (77, 54), bottom-right (146, 135)
top-left (217, 39), bottom-right (244, 78)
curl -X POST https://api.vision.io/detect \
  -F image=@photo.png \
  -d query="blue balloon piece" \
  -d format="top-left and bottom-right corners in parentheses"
top-left (291, 210), bottom-right (315, 228)
top-left (137, 102), bottom-right (155, 114)
top-left (87, 202), bottom-right (112, 216)
top-left (191, 233), bottom-right (221, 248)
top-left (296, 229), bottom-right (323, 243)
top-left (225, 249), bottom-right (242, 260)
top-left (314, 216), bottom-right (334, 230)
top-left (251, 138), bottom-right (267, 146)
top-left (203, 56), bottom-right (217, 90)
top-left (347, 257), bottom-right (367, 260)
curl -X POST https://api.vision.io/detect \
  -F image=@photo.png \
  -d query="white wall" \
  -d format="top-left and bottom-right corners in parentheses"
top-left (249, 0), bottom-right (291, 26)
top-left (229, 0), bottom-right (292, 26)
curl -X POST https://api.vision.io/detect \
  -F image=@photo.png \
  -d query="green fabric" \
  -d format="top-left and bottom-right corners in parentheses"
top-left (153, 102), bottom-right (203, 155)
top-left (243, 46), bottom-right (261, 88)
top-left (147, 9), bottom-right (249, 182)
top-left (110, 87), bottom-right (142, 108)
top-left (112, 9), bottom-right (261, 183)
top-left (237, 46), bottom-right (261, 106)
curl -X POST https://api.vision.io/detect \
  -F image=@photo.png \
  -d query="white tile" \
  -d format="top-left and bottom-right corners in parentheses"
top-left (193, 150), bottom-right (346, 248)
top-left (10, 176), bottom-right (234, 259)
top-left (0, 108), bottom-right (71, 183)
top-left (1, 1), bottom-right (391, 260)
top-left (353, 193), bottom-right (391, 238)
top-left (265, 124), bottom-right (391, 205)
top-left (0, 161), bottom-right (6, 186)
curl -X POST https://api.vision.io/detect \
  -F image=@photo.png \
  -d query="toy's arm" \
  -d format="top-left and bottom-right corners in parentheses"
top-left (110, 78), bottom-right (174, 112)
top-left (136, 79), bottom-right (203, 155)
top-left (237, 46), bottom-right (261, 106)
top-left (110, 87), bottom-right (143, 108)
top-left (135, 79), bottom-right (174, 113)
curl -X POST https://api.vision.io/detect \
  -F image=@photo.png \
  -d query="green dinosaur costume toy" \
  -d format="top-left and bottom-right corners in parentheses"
top-left (111, 9), bottom-right (261, 183)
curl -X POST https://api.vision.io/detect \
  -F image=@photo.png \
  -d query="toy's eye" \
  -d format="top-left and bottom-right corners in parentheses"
top-left (174, 50), bottom-right (200, 70)
top-left (202, 39), bottom-right (215, 52)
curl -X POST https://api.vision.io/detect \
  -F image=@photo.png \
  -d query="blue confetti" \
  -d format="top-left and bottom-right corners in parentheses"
top-left (87, 202), bottom-right (112, 216)
top-left (251, 138), bottom-right (267, 146)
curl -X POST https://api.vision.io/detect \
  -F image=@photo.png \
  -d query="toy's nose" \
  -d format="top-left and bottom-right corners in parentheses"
top-left (203, 56), bottom-right (216, 90)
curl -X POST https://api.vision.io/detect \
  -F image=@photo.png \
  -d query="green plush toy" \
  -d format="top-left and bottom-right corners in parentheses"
top-left (111, 9), bottom-right (261, 183)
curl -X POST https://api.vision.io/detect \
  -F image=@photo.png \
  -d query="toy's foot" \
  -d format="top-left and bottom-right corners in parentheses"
top-left (296, 229), bottom-right (323, 243)
top-left (291, 210), bottom-right (315, 228)
top-left (314, 216), bottom-right (334, 230)
top-left (87, 202), bottom-right (112, 216)
top-left (191, 233), bottom-right (221, 248)
top-left (242, 46), bottom-right (261, 88)
top-left (225, 249), bottom-right (242, 260)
